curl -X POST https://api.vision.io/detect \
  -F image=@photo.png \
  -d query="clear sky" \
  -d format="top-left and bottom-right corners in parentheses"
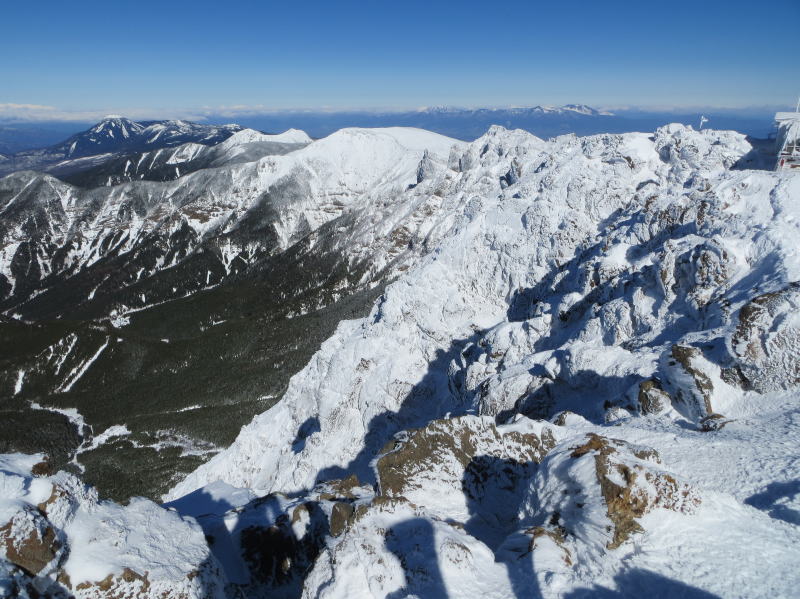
top-left (1, 0), bottom-right (797, 119)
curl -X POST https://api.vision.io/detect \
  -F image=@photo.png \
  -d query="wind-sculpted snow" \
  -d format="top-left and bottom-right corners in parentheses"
top-left (164, 124), bottom-right (799, 596)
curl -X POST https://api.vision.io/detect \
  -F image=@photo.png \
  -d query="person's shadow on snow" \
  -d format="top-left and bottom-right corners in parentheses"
top-left (385, 518), bottom-right (449, 599)
top-left (462, 454), bottom-right (542, 599)
top-left (745, 479), bottom-right (800, 525)
top-left (564, 568), bottom-right (722, 598)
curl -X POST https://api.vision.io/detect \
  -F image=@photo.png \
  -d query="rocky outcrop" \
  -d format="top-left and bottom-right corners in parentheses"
top-left (0, 455), bottom-right (226, 599)
top-left (663, 344), bottom-right (716, 420)
top-left (521, 434), bottom-right (700, 551)
top-left (0, 508), bottom-right (62, 576)
top-left (376, 416), bottom-right (556, 507)
top-left (636, 379), bottom-right (672, 415)
top-left (730, 283), bottom-right (800, 392)
top-left (293, 428), bottom-right (706, 598)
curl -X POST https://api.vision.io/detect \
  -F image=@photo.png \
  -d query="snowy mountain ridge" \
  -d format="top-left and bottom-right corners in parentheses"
top-left (418, 104), bottom-right (614, 117)
top-left (0, 126), bottom-right (456, 315)
top-left (2, 123), bottom-right (799, 598)
top-left (169, 123), bottom-right (800, 597)
top-left (0, 117), bottom-right (246, 179)
top-left (172, 123), bottom-right (772, 496)
top-left (51, 127), bottom-right (315, 188)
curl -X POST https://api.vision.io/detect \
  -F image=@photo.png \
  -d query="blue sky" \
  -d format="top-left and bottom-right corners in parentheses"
top-left (1, 0), bottom-right (797, 119)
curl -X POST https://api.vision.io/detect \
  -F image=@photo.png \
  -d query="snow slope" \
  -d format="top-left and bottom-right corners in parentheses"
top-left (2, 123), bottom-right (799, 598)
top-left (167, 124), bottom-right (799, 597)
top-left (0, 127), bottom-right (458, 313)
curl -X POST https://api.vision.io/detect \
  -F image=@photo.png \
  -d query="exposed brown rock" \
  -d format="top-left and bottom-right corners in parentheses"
top-left (329, 502), bottom-right (355, 537)
top-left (75, 567), bottom-right (151, 598)
top-left (0, 510), bottom-right (61, 576)
top-left (291, 502), bottom-right (312, 524)
top-left (57, 569), bottom-right (72, 589)
top-left (314, 474), bottom-right (365, 501)
top-left (377, 416), bottom-right (555, 498)
top-left (670, 345), bottom-right (714, 416)
top-left (719, 365), bottom-right (751, 390)
top-left (637, 379), bottom-right (671, 415)
top-left (31, 456), bottom-right (54, 477)
top-left (570, 433), bottom-right (700, 549)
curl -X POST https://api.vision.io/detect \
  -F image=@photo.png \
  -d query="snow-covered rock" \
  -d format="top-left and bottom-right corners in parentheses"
top-left (166, 123), bottom-right (799, 597)
top-left (0, 454), bottom-right (226, 598)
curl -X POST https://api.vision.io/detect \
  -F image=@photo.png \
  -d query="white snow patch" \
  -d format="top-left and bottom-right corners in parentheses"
top-left (13, 370), bottom-right (24, 395)
top-left (58, 338), bottom-right (110, 393)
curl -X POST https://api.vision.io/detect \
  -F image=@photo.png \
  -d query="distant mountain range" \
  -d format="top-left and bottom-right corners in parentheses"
top-left (0, 117), bottom-right (245, 178)
top-left (0, 104), bottom-right (778, 172)
top-left (207, 104), bottom-right (777, 141)
top-left (54, 125), bottom-right (312, 188)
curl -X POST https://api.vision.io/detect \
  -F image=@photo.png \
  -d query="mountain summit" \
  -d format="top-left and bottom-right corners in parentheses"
top-left (1, 123), bottom-right (798, 599)
top-left (0, 118), bottom-right (244, 177)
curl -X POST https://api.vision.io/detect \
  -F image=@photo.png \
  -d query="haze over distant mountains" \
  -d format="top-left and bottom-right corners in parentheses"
top-left (216, 104), bottom-right (779, 141)
top-left (0, 103), bottom-right (779, 156)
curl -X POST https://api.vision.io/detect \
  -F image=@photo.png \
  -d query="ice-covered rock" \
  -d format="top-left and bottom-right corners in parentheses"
top-left (729, 282), bottom-right (800, 392)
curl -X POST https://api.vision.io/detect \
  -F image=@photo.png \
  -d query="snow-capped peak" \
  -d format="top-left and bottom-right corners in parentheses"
top-left (217, 127), bottom-right (312, 149)
top-left (264, 128), bottom-right (313, 144)
top-left (561, 103), bottom-right (614, 116)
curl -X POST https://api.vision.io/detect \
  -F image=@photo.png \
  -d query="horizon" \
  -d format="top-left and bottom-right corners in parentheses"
top-left (0, 101), bottom-right (794, 126)
top-left (2, 0), bottom-right (797, 122)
